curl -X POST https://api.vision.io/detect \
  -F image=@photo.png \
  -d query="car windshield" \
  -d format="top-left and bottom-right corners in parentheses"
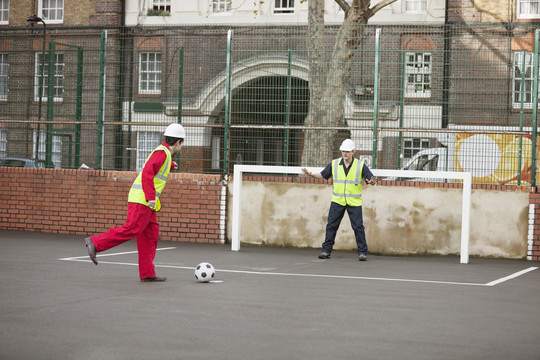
top-left (0, 158), bottom-right (47, 168)
top-left (3, 159), bottom-right (27, 167)
top-left (407, 155), bottom-right (439, 171)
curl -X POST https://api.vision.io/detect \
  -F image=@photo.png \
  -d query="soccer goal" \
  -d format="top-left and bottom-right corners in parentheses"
top-left (231, 165), bottom-right (472, 264)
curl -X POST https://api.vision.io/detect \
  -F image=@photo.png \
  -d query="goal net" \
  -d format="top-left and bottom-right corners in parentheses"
top-left (231, 165), bottom-right (472, 264)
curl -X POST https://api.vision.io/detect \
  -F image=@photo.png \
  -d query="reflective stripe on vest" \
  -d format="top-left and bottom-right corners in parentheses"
top-left (128, 144), bottom-right (171, 212)
top-left (331, 158), bottom-right (363, 207)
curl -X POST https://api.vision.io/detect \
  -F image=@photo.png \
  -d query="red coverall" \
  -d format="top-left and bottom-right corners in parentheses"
top-left (91, 142), bottom-right (173, 279)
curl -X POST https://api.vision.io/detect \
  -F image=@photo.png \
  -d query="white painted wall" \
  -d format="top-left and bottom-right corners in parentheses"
top-left (227, 180), bottom-right (529, 258)
top-left (125, 0), bottom-right (446, 26)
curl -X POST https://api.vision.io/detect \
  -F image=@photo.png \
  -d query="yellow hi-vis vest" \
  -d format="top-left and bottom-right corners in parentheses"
top-left (331, 157), bottom-right (364, 207)
top-left (128, 144), bottom-right (171, 212)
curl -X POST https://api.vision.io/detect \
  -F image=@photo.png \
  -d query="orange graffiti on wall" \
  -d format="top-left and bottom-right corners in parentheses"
top-left (454, 133), bottom-right (539, 185)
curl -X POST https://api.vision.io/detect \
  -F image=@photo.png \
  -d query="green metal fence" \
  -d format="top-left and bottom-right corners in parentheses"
top-left (0, 23), bottom-right (539, 186)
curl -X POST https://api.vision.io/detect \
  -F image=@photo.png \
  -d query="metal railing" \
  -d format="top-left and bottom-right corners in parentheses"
top-left (0, 23), bottom-right (539, 186)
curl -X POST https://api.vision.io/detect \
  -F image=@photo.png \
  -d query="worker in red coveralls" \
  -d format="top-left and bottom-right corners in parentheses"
top-left (84, 123), bottom-right (186, 282)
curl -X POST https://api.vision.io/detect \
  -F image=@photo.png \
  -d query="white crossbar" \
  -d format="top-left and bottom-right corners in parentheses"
top-left (232, 165), bottom-right (472, 264)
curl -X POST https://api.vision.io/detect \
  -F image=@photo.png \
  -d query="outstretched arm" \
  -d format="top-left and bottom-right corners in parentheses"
top-left (302, 168), bottom-right (324, 180)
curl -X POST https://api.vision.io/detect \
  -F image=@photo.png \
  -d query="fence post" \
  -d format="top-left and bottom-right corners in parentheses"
top-left (372, 28), bottom-right (381, 168)
top-left (532, 29), bottom-right (539, 187)
top-left (97, 30), bottom-right (107, 169)
top-left (398, 50), bottom-right (405, 169)
top-left (34, 28), bottom-right (47, 164)
top-left (284, 49), bottom-right (292, 166)
top-left (223, 29), bottom-right (233, 175)
top-left (176, 46), bottom-right (184, 172)
top-left (75, 46), bottom-right (83, 168)
top-left (45, 41), bottom-right (56, 168)
top-left (441, 24), bottom-right (452, 174)
top-left (517, 51), bottom-right (527, 186)
top-left (177, 46), bottom-right (183, 124)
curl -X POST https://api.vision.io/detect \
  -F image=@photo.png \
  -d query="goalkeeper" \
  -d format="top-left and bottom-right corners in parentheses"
top-left (302, 139), bottom-right (376, 261)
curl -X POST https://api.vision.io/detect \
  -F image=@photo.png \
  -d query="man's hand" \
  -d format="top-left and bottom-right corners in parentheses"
top-left (303, 168), bottom-right (323, 180)
top-left (172, 161), bottom-right (178, 170)
top-left (147, 200), bottom-right (157, 210)
top-left (366, 177), bottom-right (377, 186)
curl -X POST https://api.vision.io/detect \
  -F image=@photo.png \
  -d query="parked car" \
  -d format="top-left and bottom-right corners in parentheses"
top-left (0, 157), bottom-right (46, 168)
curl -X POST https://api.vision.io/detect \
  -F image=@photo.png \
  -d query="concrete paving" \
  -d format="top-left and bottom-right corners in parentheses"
top-left (1, 230), bottom-right (539, 360)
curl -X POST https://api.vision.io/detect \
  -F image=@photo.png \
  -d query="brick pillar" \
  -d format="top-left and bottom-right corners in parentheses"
top-left (90, 1), bottom-right (123, 26)
top-left (528, 193), bottom-right (540, 261)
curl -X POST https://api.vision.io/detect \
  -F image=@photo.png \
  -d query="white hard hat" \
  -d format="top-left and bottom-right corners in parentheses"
top-left (164, 123), bottom-right (186, 139)
top-left (339, 139), bottom-right (355, 151)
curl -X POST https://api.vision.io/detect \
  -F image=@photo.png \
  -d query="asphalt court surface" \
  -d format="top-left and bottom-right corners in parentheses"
top-left (1, 230), bottom-right (540, 360)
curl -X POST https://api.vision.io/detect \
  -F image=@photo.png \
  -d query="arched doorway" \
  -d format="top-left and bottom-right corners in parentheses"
top-left (211, 75), bottom-right (309, 173)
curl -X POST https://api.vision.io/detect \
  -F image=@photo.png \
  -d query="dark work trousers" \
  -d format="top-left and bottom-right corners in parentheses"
top-left (322, 201), bottom-right (368, 255)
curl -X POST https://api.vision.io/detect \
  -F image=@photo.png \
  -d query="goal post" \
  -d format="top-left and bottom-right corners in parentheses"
top-left (231, 165), bottom-right (472, 264)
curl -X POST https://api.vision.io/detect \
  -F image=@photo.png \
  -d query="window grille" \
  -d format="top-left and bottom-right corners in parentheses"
top-left (274, 0), bottom-right (294, 14)
top-left (405, 52), bottom-right (431, 98)
top-left (34, 52), bottom-right (64, 102)
top-left (517, 0), bottom-right (540, 18)
top-left (0, 53), bottom-right (7, 100)
top-left (139, 52), bottom-right (162, 94)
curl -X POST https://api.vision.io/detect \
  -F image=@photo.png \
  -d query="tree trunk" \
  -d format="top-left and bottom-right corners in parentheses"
top-left (301, 0), bottom-right (395, 166)
top-left (303, 0), bottom-right (327, 166)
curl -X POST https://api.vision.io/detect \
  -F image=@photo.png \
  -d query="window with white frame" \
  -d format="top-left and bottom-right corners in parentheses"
top-left (404, 52), bottom-right (431, 98)
top-left (0, 53), bottom-right (8, 101)
top-left (151, 0), bottom-right (170, 12)
top-left (517, 0), bottom-right (540, 19)
top-left (210, 0), bottom-right (231, 13)
top-left (403, 138), bottom-right (430, 161)
top-left (0, 129), bottom-right (6, 158)
top-left (274, 0), bottom-right (294, 14)
top-left (39, 0), bottom-right (64, 23)
top-left (34, 52), bottom-right (64, 102)
top-left (136, 131), bottom-right (161, 171)
top-left (139, 52), bottom-right (162, 94)
top-left (33, 130), bottom-right (62, 168)
top-left (512, 51), bottom-right (540, 109)
top-left (0, 0), bottom-right (9, 24)
top-left (403, 0), bottom-right (427, 13)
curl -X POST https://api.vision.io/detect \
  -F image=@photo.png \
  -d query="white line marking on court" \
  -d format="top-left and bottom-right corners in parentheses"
top-left (484, 267), bottom-right (538, 286)
top-left (58, 247), bottom-right (177, 261)
top-left (214, 268), bottom-right (488, 286)
top-left (59, 249), bottom-right (538, 287)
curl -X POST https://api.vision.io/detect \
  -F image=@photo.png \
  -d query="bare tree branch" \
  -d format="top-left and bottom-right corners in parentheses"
top-left (370, 0), bottom-right (398, 17)
top-left (334, 0), bottom-right (351, 12)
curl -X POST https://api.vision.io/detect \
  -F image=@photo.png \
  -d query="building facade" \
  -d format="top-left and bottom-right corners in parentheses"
top-left (1, 1), bottom-right (540, 180)
top-left (0, 0), bottom-right (123, 169)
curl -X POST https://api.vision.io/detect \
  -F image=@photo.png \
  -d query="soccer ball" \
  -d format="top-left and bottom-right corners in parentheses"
top-left (194, 262), bottom-right (215, 282)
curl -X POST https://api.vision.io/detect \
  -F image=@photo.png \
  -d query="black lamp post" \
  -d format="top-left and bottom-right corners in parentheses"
top-left (26, 15), bottom-right (46, 163)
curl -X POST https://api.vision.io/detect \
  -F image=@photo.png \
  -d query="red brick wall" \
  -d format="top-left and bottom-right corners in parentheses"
top-left (1, 168), bottom-right (538, 261)
top-left (0, 168), bottom-right (224, 243)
